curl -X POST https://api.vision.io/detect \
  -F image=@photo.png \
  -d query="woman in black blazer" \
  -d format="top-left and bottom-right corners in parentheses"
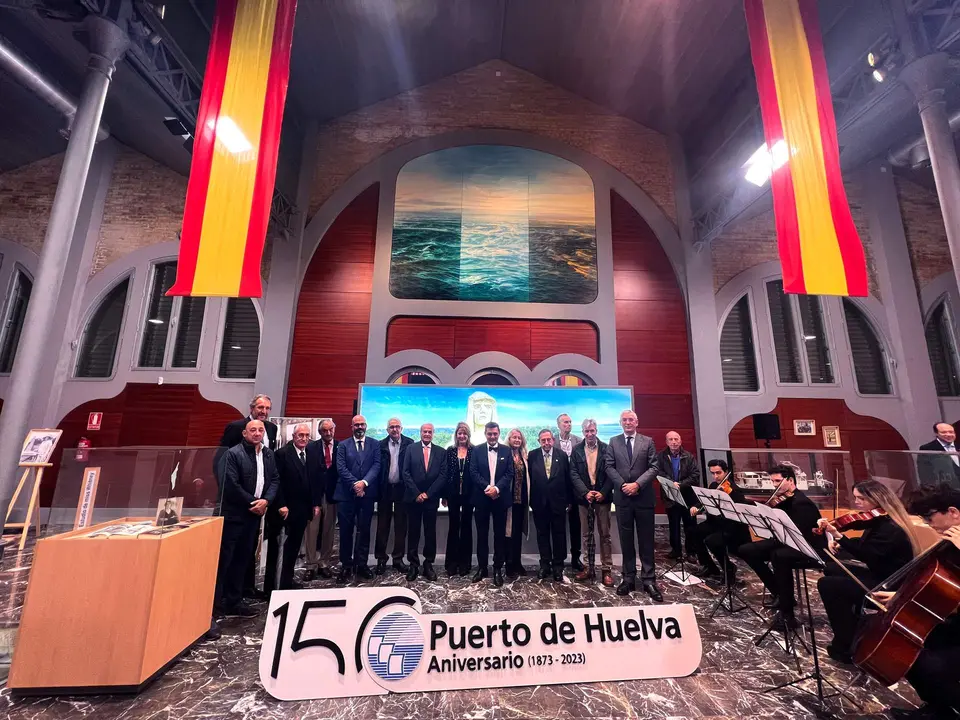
top-left (444, 422), bottom-right (474, 577)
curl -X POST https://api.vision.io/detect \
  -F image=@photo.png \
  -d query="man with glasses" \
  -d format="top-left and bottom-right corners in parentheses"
top-left (334, 415), bottom-right (381, 583)
top-left (375, 417), bottom-right (413, 575)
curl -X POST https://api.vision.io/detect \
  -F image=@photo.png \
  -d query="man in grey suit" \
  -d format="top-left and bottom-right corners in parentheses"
top-left (554, 413), bottom-right (584, 572)
top-left (606, 409), bottom-right (663, 601)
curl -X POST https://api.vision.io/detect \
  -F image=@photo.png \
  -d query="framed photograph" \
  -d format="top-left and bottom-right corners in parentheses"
top-left (822, 426), bottom-right (841, 448)
top-left (19, 428), bottom-right (63, 465)
top-left (155, 496), bottom-right (184, 527)
top-left (793, 419), bottom-right (816, 436)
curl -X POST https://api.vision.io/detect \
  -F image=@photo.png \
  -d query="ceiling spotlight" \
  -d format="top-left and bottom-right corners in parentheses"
top-left (743, 139), bottom-right (789, 187)
top-left (867, 52), bottom-right (878, 67)
top-left (872, 68), bottom-right (885, 83)
top-left (148, 318), bottom-right (164, 325)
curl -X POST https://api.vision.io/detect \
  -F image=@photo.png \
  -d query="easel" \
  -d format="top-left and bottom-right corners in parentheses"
top-left (5, 462), bottom-right (50, 550)
top-left (657, 476), bottom-right (701, 586)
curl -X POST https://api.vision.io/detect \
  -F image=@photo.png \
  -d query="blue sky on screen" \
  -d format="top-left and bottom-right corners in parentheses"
top-left (358, 385), bottom-right (633, 432)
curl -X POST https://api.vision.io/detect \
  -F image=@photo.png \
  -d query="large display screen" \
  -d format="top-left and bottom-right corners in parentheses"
top-left (358, 384), bottom-right (633, 446)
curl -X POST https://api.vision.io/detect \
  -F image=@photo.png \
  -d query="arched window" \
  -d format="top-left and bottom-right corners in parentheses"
top-left (218, 298), bottom-right (260, 379)
top-left (546, 371), bottom-right (594, 387)
top-left (469, 369), bottom-right (516, 386)
top-left (766, 279), bottom-right (833, 384)
top-left (925, 300), bottom-right (960, 397)
top-left (76, 277), bottom-right (130, 378)
top-left (390, 368), bottom-right (439, 385)
top-left (843, 299), bottom-right (891, 395)
top-left (0, 268), bottom-right (32, 374)
top-left (138, 261), bottom-right (206, 369)
top-left (720, 295), bottom-right (759, 392)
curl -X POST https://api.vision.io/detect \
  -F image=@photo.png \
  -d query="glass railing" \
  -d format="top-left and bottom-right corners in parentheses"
top-left (864, 449), bottom-right (960, 499)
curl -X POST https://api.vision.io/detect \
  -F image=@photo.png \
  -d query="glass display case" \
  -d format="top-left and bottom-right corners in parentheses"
top-left (864, 449), bottom-right (960, 499)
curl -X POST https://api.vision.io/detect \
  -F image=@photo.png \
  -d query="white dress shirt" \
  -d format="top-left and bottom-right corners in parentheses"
top-left (254, 448), bottom-right (265, 498)
top-left (940, 438), bottom-right (960, 466)
top-left (487, 444), bottom-right (499, 487)
top-left (388, 439), bottom-right (401, 483)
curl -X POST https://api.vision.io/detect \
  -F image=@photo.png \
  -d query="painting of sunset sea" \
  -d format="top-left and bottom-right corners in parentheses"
top-left (390, 145), bottom-right (597, 304)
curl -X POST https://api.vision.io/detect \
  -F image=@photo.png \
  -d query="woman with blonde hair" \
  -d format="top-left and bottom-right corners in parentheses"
top-left (816, 479), bottom-right (919, 664)
top-left (443, 422), bottom-right (474, 577)
top-left (504, 428), bottom-right (530, 579)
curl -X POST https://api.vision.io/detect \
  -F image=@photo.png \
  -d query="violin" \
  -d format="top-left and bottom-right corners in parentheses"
top-left (716, 474), bottom-right (734, 495)
top-left (767, 489), bottom-right (794, 507)
top-left (814, 508), bottom-right (886, 535)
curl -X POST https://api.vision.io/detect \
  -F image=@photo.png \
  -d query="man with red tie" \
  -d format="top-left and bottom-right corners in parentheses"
top-left (303, 419), bottom-right (338, 580)
top-left (402, 423), bottom-right (448, 581)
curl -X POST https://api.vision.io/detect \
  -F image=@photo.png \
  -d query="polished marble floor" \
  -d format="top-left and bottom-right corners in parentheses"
top-left (0, 529), bottom-right (925, 720)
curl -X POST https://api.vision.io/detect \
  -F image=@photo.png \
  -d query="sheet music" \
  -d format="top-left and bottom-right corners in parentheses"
top-left (692, 487), bottom-right (723, 517)
top-left (734, 503), bottom-right (774, 539)
top-left (656, 475), bottom-right (687, 508)
top-left (713, 491), bottom-right (744, 522)
top-left (749, 504), bottom-right (822, 563)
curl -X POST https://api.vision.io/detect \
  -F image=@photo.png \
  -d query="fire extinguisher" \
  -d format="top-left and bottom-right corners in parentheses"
top-left (76, 437), bottom-right (91, 462)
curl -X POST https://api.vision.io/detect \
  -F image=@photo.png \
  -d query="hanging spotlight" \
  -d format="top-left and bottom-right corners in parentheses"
top-left (867, 52), bottom-right (878, 67)
top-left (872, 68), bottom-right (885, 83)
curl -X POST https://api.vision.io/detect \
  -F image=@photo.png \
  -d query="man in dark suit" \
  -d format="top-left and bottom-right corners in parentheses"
top-left (606, 409), bottom-right (663, 601)
top-left (303, 419), bottom-right (338, 580)
top-left (554, 414), bottom-right (584, 573)
top-left (402, 423), bottom-right (448, 581)
top-left (469, 421), bottom-right (513, 587)
top-left (657, 431), bottom-right (701, 561)
top-left (375, 418), bottom-right (414, 575)
top-left (215, 394), bottom-right (279, 600)
top-left (570, 419), bottom-right (614, 586)
top-left (529, 429), bottom-right (572, 582)
top-left (264, 423), bottom-right (321, 593)
top-left (335, 414), bottom-right (381, 583)
top-left (214, 419), bottom-right (279, 618)
top-left (918, 423), bottom-right (960, 488)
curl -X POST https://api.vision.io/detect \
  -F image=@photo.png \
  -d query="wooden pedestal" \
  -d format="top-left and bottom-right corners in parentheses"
top-left (8, 516), bottom-right (223, 695)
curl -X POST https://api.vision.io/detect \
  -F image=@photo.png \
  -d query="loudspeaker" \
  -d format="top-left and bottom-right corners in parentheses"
top-left (752, 413), bottom-right (781, 441)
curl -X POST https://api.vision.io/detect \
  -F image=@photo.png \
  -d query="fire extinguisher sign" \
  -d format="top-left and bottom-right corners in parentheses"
top-left (87, 412), bottom-right (102, 431)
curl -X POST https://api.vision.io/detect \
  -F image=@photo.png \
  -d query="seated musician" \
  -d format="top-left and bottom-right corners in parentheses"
top-left (815, 480), bottom-right (919, 664)
top-left (690, 459), bottom-right (753, 586)
top-left (888, 485), bottom-right (960, 719)
top-left (737, 464), bottom-right (825, 630)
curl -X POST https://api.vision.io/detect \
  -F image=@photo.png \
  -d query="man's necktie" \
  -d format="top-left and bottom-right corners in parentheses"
top-left (423, 444), bottom-right (430, 467)
top-left (545, 453), bottom-right (552, 475)
top-left (299, 449), bottom-right (306, 465)
top-left (325, 442), bottom-right (332, 468)
top-left (626, 436), bottom-right (633, 462)
top-left (357, 439), bottom-right (363, 453)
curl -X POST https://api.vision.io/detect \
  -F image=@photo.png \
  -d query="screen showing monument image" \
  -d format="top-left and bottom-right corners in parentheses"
top-left (358, 385), bottom-right (632, 446)
top-left (390, 146), bottom-right (598, 303)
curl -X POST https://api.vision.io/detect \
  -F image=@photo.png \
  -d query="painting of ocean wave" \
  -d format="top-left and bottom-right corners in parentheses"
top-left (389, 146), bottom-right (597, 304)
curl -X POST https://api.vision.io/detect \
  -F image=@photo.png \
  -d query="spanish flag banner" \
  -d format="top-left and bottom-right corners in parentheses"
top-left (744, 0), bottom-right (868, 296)
top-left (169, 0), bottom-right (297, 298)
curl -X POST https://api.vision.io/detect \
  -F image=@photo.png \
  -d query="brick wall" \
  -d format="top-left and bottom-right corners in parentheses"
top-left (896, 176), bottom-right (949, 291)
top-left (309, 59), bottom-right (676, 225)
top-left (711, 180), bottom-right (879, 297)
top-left (0, 153), bottom-right (63, 251)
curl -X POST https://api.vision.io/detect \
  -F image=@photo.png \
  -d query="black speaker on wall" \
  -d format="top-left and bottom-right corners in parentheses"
top-left (752, 413), bottom-right (781, 442)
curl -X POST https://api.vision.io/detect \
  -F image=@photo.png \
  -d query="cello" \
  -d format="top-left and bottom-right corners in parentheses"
top-left (853, 539), bottom-right (960, 686)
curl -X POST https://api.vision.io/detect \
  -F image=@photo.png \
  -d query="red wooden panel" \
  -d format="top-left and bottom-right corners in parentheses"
top-left (285, 388), bottom-right (361, 417)
top-left (629, 394), bottom-right (694, 428)
top-left (291, 322), bottom-right (370, 356)
top-left (612, 241), bottom-right (676, 274)
top-left (613, 271), bottom-right (683, 301)
top-left (529, 321), bottom-right (599, 362)
top-left (302, 185), bottom-right (380, 273)
top-left (619, 362), bottom-right (692, 395)
top-left (615, 300), bottom-right (686, 331)
top-left (296, 291), bottom-right (372, 325)
top-left (454, 319), bottom-right (532, 362)
top-left (288, 360), bottom-right (366, 389)
top-left (303, 262), bottom-right (374, 293)
top-left (386, 317), bottom-right (457, 361)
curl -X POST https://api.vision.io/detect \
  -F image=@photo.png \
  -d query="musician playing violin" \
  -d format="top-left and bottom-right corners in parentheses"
top-left (690, 459), bottom-right (753, 586)
top-left (883, 485), bottom-right (960, 719)
top-left (737, 464), bottom-right (825, 630)
top-left (815, 480), bottom-right (919, 665)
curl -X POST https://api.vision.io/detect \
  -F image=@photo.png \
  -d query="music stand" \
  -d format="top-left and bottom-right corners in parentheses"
top-left (657, 476), bottom-right (701, 586)
top-left (692, 488), bottom-right (757, 617)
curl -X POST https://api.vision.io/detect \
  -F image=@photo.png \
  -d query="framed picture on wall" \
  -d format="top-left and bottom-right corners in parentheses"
top-left (793, 419), bottom-right (816, 436)
top-left (822, 426), bottom-right (841, 448)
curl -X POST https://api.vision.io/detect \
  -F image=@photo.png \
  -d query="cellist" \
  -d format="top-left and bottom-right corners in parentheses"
top-left (886, 485), bottom-right (960, 719)
top-left (815, 480), bottom-right (919, 665)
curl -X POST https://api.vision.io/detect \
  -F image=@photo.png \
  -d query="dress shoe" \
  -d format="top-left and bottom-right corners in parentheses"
top-left (666, 549), bottom-right (682, 560)
top-left (616, 579), bottom-right (636, 596)
top-left (393, 560), bottom-right (411, 573)
top-left (458, 565), bottom-right (471, 577)
top-left (571, 558), bottom-right (584, 572)
top-left (204, 619), bottom-right (222, 641)
top-left (406, 564), bottom-right (420, 582)
top-left (472, 568), bottom-right (489, 583)
top-left (602, 573), bottom-right (615, 587)
top-left (244, 588), bottom-right (269, 601)
top-left (643, 582), bottom-right (664, 602)
top-left (302, 568), bottom-right (316, 582)
top-left (537, 567), bottom-right (551, 580)
top-left (516, 565), bottom-right (528, 576)
top-left (697, 564), bottom-right (721, 578)
top-left (423, 563), bottom-right (438, 581)
top-left (763, 594), bottom-right (780, 609)
top-left (552, 569), bottom-right (564, 583)
top-left (575, 567), bottom-right (596, 583)
top-left (355, 565), bottom-right (374, 580)
top-left (375, 560), bottom-right (387, 576)
top-left (224, 602), bottom-right (259, 618)
top-left (493, 570), bottom-right (504, 587)
top-left (773, 610), bottom-right (800, 631)
top-left (317, 567), bottom-right (333, 579)
top-left (825, 643), bottom-right (853, 665)
top-left (336, 568), bottom-right (353, 584)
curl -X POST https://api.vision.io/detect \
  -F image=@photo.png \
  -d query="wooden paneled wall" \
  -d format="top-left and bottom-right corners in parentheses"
top-left (386, 317), bottom-right (599, 369)
top-left (285, 184), bottom-right (379, 433)
top-left (47, 383), bottom-right (243, 506)
top-left (611, 190), bottom-right (696, 455)
top-left (727, 397), bottom-right (908, 481)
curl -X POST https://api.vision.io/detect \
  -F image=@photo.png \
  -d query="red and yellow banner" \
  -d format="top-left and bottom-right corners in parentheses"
top-left (745, 0), bottom-right (867, 296)
top-left (169, 0), bottom-right (297, 298)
